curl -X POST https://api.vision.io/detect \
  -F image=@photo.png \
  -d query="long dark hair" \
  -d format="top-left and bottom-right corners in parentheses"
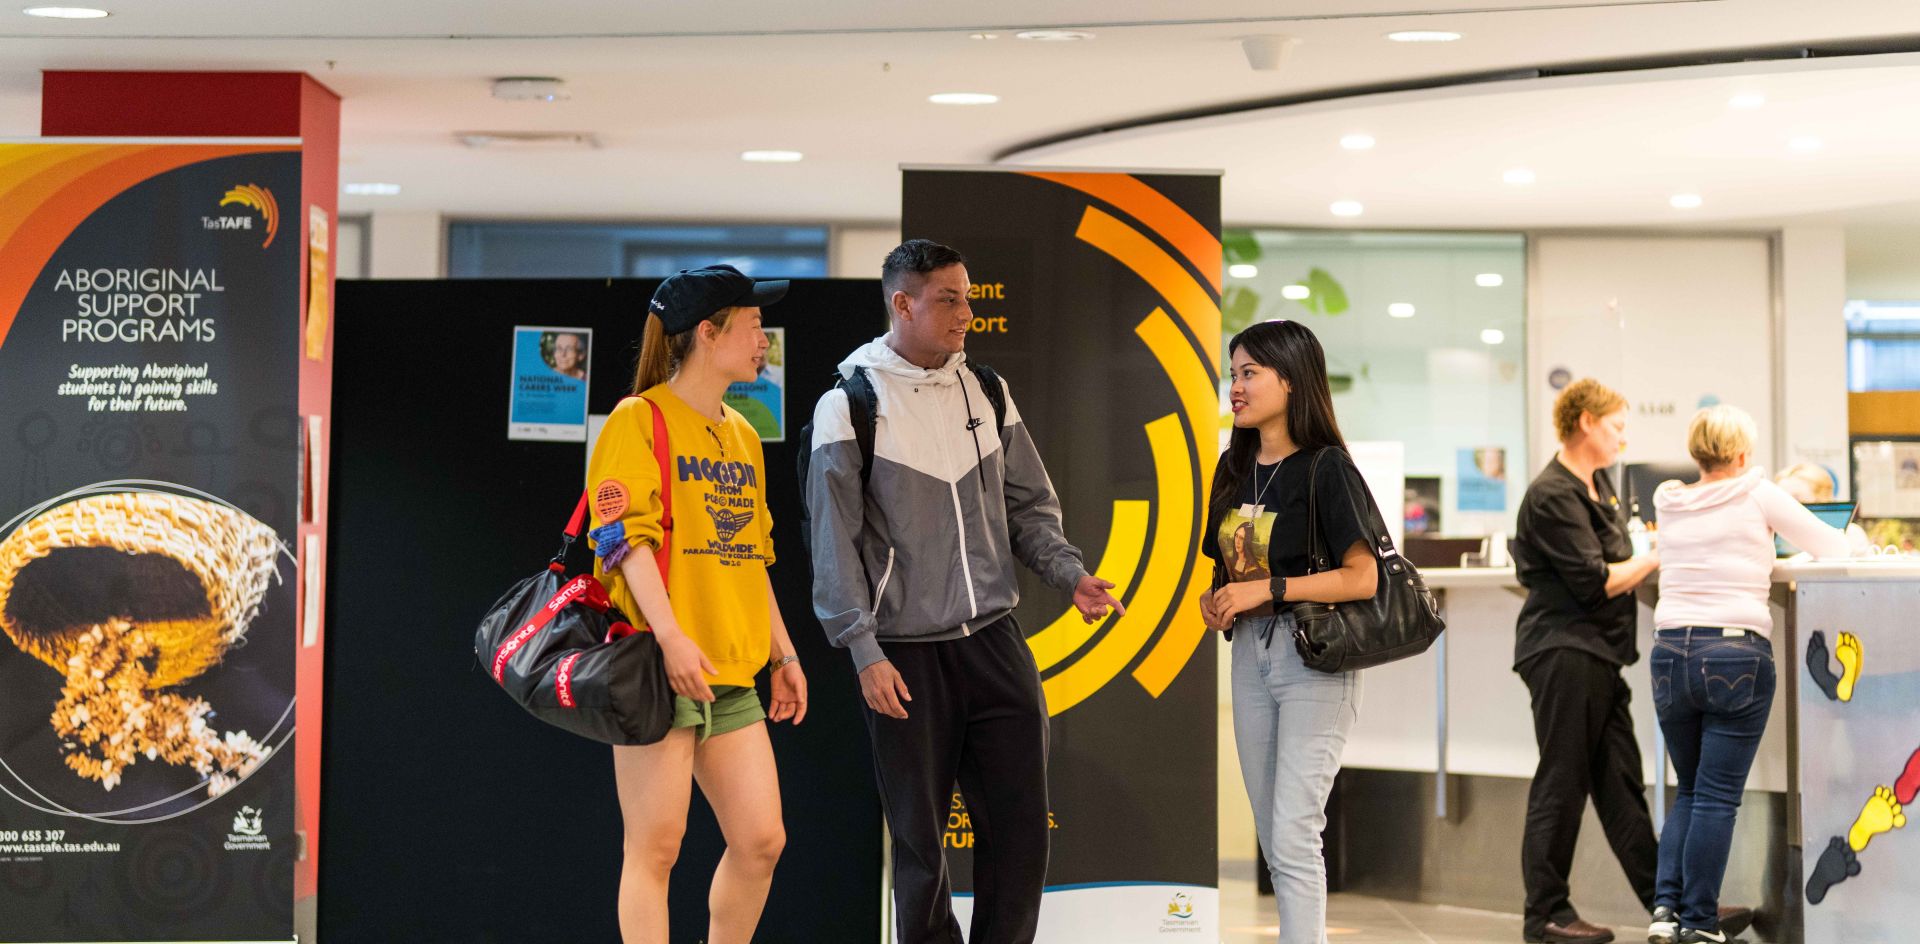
top-left (1209, 319), bottom-right (1348, 521)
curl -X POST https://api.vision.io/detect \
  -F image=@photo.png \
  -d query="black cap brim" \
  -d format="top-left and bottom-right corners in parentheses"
top-left (746, 279), bottom-right (789, 308)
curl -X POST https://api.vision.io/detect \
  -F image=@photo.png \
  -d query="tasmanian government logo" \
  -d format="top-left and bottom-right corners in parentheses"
top-left (225, 805), bottom-right (271, 851)
top-left (206, 184), bottom-right (280, 248)
top-left (1159, 891), bottom-right (1202, 934)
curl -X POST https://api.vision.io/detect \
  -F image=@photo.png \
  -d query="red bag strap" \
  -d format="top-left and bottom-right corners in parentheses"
top-left (550, 393), bottom-right (670, 574)
top-left (646, 396), bottom-right (673, 584)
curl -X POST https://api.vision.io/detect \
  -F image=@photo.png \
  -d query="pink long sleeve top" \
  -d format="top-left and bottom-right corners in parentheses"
top-left (1652, 468), bottom-right (1851, 637)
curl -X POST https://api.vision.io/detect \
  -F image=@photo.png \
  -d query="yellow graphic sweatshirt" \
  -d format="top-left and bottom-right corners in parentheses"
top-left (587, 384), bottom-right (774, 687)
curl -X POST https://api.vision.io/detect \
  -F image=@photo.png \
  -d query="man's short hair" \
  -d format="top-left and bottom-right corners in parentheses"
top-left (881, 239), bottom-right (967, 308)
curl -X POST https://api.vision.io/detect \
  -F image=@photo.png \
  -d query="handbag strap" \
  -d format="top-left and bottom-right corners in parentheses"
top-left (1302, 447), bottom-right (1398, 575)
top-left (549, 394), bottom-right (674, 579)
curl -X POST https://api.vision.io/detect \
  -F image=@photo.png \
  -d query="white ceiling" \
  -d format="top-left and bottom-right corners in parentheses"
top-left (1, 0), bottom-right (1918, 228)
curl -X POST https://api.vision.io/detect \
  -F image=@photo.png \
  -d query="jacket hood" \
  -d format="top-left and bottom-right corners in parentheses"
top-left (839, 335), bottom-right (967, 384)
top-left (1654, 467), bottom-right (1764, 514)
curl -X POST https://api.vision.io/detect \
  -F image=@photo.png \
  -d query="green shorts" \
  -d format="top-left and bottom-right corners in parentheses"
top-left (671, 685), bottom-right (765, 741)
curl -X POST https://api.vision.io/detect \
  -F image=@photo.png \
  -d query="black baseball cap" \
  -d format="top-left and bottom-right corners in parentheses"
top-left (647, 264), bottom-right (788, 334)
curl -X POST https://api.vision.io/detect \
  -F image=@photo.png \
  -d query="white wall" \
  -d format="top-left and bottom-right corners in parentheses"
top-left (367, 210), bottom-right (443, 278)
top-left (1528, 235), bottom-right (1775, 475)
top-left (359, 214), bottom-right (896, 280)
top-left (830, 224), bottom-right (902, 279)
top-left (1778, 227), bottom-right (1851, 491)
top-left (1845, 221), bottom-right (1920, 300)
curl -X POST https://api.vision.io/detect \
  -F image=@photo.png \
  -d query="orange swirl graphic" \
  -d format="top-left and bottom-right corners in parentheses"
top-left (220, 183), bottom-right (279, 248)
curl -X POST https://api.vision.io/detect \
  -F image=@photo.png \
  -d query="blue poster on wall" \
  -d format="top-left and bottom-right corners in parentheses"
top-left (1457, 446), bottom-right (1508, 512)
top-left (723, 326), bottom-right (785, 442)
top-left (508, 325), bottom-right (591, 441)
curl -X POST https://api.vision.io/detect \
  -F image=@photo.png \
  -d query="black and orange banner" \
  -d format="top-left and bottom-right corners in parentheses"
top-left (0, 143), bottom-right (300, 942)
top-left (904, 167), bottom-right (1222, 940)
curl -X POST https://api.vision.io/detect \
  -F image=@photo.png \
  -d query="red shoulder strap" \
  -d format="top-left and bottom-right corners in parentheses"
top-left (645, 396), bottom-right (673, 583)
top-left (555, 393), bottom-right (670, 578)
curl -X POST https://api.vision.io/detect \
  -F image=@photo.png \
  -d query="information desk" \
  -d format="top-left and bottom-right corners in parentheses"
top-left (1337, 560), bottom-right (1920, 939)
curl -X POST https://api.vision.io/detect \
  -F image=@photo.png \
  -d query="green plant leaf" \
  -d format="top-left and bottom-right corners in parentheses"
top-left (1222, 285), bottom-right (1262, 334)
top-left (1305, 267), bottom-right (1349, 315)
top-left (1223, 231), bottom-right (1262, 265)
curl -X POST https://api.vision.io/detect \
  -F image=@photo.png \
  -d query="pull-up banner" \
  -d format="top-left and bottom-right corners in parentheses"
top-left (0, 143), bottom-right (300, 942)
top-left (903, 166), bottom-right (1222, 941)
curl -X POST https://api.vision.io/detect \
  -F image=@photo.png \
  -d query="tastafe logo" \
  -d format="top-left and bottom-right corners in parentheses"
top-left (216, 184), bottom-right (279, 248)
top-left (706, 504), bottom-right (755, 542)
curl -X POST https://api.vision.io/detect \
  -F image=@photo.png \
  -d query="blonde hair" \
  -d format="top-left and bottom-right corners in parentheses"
top-left (1777, 462), bottom-right (1835, 501)
top-left (1687, 404), bottom-right (1756, 472)
top-left (631, 307), bottom-right (738, 394)
top-left (1552, 378), bottom-right (1628, 443)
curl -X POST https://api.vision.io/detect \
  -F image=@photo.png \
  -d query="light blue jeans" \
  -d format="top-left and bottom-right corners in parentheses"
top-left (1231, 611), bottom-right (1361, 944)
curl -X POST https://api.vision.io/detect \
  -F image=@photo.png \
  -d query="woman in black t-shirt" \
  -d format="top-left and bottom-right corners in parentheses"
top-left (1198, 320), bottom-right (1378, 944)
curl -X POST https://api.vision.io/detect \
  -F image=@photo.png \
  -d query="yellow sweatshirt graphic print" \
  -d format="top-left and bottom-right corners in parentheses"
top-left (586, 384), bottom-right (774, 687)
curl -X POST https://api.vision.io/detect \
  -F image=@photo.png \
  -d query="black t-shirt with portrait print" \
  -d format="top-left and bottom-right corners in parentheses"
top-left (1201, 447), bottom-right (1374, 598)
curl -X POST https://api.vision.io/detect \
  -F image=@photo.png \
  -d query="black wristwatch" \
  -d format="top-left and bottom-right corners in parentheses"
top-left (1269, 575), bottom-right (1287, 605)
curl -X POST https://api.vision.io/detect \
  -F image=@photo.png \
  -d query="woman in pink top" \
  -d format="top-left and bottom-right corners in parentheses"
top-left (1645, 405), bottom-right (1850, 944)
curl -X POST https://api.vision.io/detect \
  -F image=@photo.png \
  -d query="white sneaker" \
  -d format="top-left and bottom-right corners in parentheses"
top-left (1647, 906), bottom-right (1678, 944)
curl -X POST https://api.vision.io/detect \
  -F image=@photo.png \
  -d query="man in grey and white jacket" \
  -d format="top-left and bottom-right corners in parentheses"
top-left (804, 239), bottom-right (1124, 944)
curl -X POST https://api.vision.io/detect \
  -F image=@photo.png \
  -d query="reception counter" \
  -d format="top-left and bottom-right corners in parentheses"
top-left (1333, 558), bottom-right (1920, 941)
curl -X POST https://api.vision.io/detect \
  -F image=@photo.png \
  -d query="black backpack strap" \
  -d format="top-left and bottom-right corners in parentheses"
top-left (842, 366), bottom-right (879, 487)
top-left (966, 362), bottom-right (1008, 432)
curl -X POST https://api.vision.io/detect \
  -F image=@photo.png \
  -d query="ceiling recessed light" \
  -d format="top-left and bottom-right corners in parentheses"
top-left (1728, 92), bottom-right (1766, 109)
top-left (968, 32), bottom-right (998, 40)
top-left (1670, 193), bottom-right (1703, 209)
top-left (1340, 134), bottom-right (1376, 151)
top-left (23, 6), bottom-right (109, 17)
top-left (1388, 303), bottom-right (1416, 318)
top-left (741, 150), bottom-right (804, 163)
top-left (1475, 273), bottom-right (1504, 288)
top-left (1015, 29), bottom-right (1094, 41)
top-left (1281, 284), bottom-right (1311, 300)
top-left (1789, 135), bottom-right (1823, 152)
top-left (1503, 167), bottom-right (1536, 186)
top-left (1386, 30), bottom-right (1461, 42)
top-left (1330, 200), bottom-right (1364, 218)
top-left (491, 77), bottom-right (569, 102)
top-left (1228, 263), bottom-right (1259, 279)
top-left (1481, 328), bottom-right (1506, 345)
top-left (342, 183), bottom-right (401, 196)
top-left (929, 92), bottom-right (999, 105)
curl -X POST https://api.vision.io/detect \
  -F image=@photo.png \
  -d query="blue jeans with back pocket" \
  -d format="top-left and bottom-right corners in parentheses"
top-left (1650, 627), bottom-right (1776, 932)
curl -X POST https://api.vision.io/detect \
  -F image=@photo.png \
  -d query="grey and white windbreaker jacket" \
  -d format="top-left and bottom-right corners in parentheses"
top-left (804, 336), bottom-right (1088, 670)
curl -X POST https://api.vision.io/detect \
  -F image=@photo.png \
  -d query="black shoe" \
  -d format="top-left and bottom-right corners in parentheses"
top-left (1677, 929), bottom-right (1727, 944)
top-left (1647, 905), bottom-right (1678, 944)
top-left (1716, 905), bottom-right (1753, 938)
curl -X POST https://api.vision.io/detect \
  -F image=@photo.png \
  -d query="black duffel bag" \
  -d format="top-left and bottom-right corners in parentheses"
top-left (473, 398), bottom-right (675, 745)
top-left (1289, 447), bottom-right (1447, 673)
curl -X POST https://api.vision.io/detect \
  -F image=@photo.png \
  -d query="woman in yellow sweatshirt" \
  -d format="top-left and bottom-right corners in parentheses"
top-left (587, 264), bottom-right (807, 944)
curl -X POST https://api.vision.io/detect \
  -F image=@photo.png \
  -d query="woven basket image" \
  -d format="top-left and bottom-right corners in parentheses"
top-left (0, 492), bottom-right (281, 688)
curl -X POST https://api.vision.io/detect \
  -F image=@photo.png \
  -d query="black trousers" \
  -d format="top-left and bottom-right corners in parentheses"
top-left (1519, 648), bottom-right (1659, 937)
top-left (863, 616), bottom-right (1050, 944)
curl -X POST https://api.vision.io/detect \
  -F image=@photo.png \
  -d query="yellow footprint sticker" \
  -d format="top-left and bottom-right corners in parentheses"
top-left (1848, 785), bottom-right (1907, 852)
top-left (1835, 632), bottom-right (1864, 702)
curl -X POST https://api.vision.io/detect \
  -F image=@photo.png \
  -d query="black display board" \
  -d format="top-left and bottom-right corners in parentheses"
top-left (322, 277), bottom-right (884, 943)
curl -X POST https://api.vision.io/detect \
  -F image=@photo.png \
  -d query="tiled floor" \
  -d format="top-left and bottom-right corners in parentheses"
top-left (1218, 863), bottom-right (1653, 944)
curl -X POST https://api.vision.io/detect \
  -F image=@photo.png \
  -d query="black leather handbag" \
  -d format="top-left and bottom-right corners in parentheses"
top-left (1289, 448), bottom-right (1447, 673)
